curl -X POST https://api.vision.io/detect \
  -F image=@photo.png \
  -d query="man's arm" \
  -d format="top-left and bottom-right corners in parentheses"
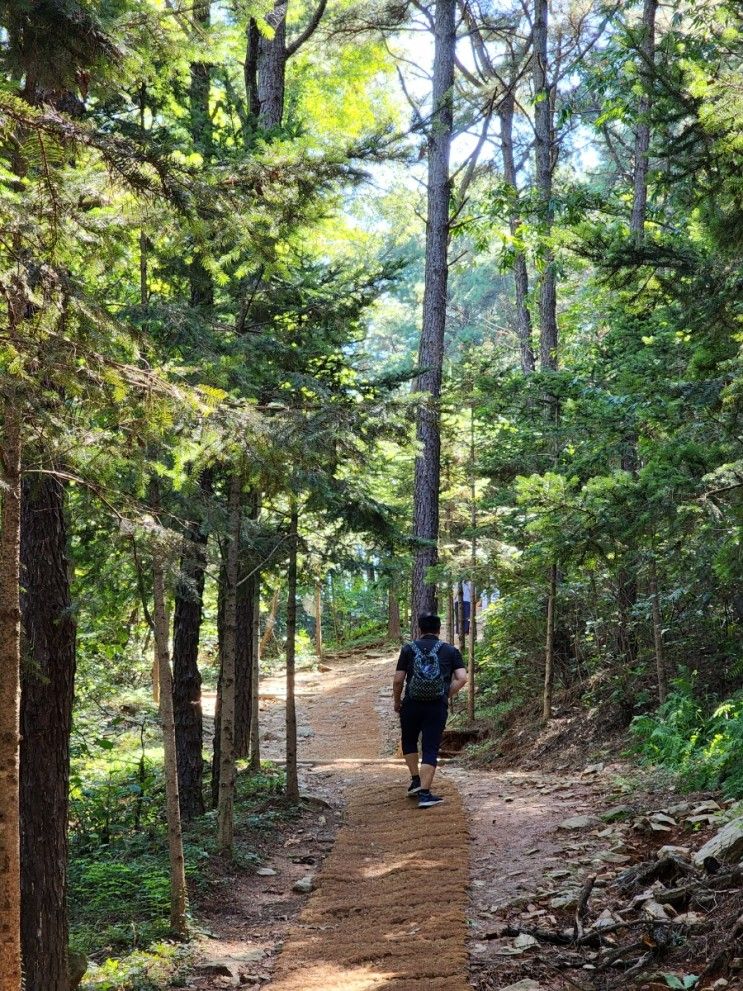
top-left (449, 650), bottom-right (467, 700)
top-left (393, 646), bottom-right (409, 713)
top-left (393, 671), bottom-right (406, 713)
top-left (449, 667), bottom-right (468, 699)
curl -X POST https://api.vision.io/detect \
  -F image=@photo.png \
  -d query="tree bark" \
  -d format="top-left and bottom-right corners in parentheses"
top-left (19, 473), bottom-right (76, 991)
top-left (543, 562), bottom-right (557, 722)
top-left (467, 582), bottom-right (477, 723)
top-left (533, 0), bottom-right (558, 371)
top-left (189, 0), bottom-right (214, 308)
top-left (285, 502), bottom-right (299, 803)
top-left (500, 91), bottom-right (536, 373)
top-left (446, 584), bottom-right (454, 645)
top-left (235, 491), bottom-right (260, 759)
top-left (152, 549), bottom-right (188, 936)
top-left (467, 410), bottom-right (477, 723)
top-left (0, 403), bottom-right (22, 991)
top-left (235, 564), bottom-right (256, 759)
top-left (411, 0), bottom-right (456, 630)
top-left (649, 557), bottom-right (667, 704)
top-left (217, 473), bottom-right (241, 855)
top-left (314, 582), bottom-right (323, 660)
top-left (246, 1), bottom-right (288, 128)
top-left (388, 584), bottom-right (401, 641)
top-left (248, 581), bottom-right (261, 773)
top-left (172, 472), bottom-right (210, 820)
top-left (630, 0), bottom-right (658, 243)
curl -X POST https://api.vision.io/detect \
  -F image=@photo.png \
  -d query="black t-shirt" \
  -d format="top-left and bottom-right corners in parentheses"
top-left (396, 636), bottom-right (466, 697)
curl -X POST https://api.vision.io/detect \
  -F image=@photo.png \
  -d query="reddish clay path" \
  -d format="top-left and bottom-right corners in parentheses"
top-left (263, 652), bottom-right (471, 991)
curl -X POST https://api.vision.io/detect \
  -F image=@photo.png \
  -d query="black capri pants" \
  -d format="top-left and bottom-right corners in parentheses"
top-left (400, 698), bottom-right (448, 767)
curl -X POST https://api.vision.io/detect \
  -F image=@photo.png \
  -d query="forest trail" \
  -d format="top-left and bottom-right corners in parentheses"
top-left (195, 651), bottom-right (610, 991)
top-left (263, 649), bottom-right (471, 991)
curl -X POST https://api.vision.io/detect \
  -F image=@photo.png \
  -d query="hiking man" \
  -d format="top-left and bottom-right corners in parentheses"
top-left (393, 613), bottom-right (467, 808)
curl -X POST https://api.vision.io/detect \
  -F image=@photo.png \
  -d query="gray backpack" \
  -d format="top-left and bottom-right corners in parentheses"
top-left (407, 640), bottom-right (445, 702)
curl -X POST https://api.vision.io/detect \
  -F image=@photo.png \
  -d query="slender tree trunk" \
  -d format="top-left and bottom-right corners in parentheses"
top-left (0, 403), bottom-right (22, 991)
top-left (248, 582), bottom-right (261, 773)
top-left (500, 92), bottom-right (535, 373)
top-left (649, 556), bottom-right (667, 704)
top-left (329, 576), bottom-right (341, 645)
top-left (172, 473), bottom-right (211, 820)
top-left (543, 562), bottom-right (557, 723)
top-left (630, 0), bottom-right (658, 242)
top-left (285, 502), bottom-right (299, 803)
top-left (152, 551), bottom-right (188, 936)
top-left (411, 0), bottom-right (456, 629)
top-left (388, 584), bottom-right (401, 641)
top-left (188, 1), bottom-right (215, 309)
top-left (467, 583), bottom-right (477, 723)
top-left (533, 0), bottom-right (558, 371)
top-left (217, 473), bottom-right (241, 855)
top-left (467, 410), bottom-right (477, 723)
top-left (234, 565), bottom-right (256, 758)
top-left (259, 586), bottom-right (279, 655)
top-left (446, 585), bottom-right (455, 645)
top-left (211, 571), bottom-right (224, 810)
top-left (314, 582), bottom-right (323, 660)
top-left (19, 474), bottom-right (76, 991)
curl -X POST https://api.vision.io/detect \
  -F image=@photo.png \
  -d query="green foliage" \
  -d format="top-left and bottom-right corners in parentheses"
top-left (632, 682), bottom-right (743, 797)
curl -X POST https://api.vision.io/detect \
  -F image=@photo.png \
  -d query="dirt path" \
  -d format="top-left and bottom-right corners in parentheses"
top-left (192, 651), bottom-right (628, 991)
top-left (262, 651), bottom-right (471, 991)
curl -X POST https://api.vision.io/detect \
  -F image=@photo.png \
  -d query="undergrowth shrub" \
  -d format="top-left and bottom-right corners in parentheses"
top-left (631, 680), bottom-right (743, 797)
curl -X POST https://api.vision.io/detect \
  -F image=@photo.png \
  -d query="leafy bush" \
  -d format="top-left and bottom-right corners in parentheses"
top-left (631, 681), bottom-right (743, 797)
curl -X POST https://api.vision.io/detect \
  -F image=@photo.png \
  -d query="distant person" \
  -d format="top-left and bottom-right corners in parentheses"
top-left (393, 613), bottom-right (467, 808)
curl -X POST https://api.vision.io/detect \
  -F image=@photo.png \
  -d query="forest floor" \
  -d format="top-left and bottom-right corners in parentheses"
top-left (184, 650), bottom-right (741, 991)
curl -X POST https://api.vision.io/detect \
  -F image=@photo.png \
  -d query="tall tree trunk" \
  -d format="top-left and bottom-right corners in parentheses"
top-left (217, 473), bottom-right (241, 855)
top-left (411, 0), bottom-right (456, 629)
top-left (314, 582), bottom-right (323, 660)
top-left (19, 474), bottom-right (76, 991)
top-left (248, 582), bottom-right (261, 773)
top-left (467, 408), bottom-right (477, 723)
top-left (211, 570), bottom-right (224, 810)
top-left (543, 562), bottom-right (557, 723)
top-left (446, 585), bottom-right (455, 645)
top-left (246, 1), bottom-right (288, 128)
top-left (189, 0), bottom-right (214, 308)
top-left (152, 550), bottom-right (188, 936)
top-left (500, 91), bottom-right (535, 373)
top-left (630, 0), bottom-right (658, 242)
top-left (236, 491), bottom-right (260, 759)
top-left (0, 403), bottom-right (22, 991)
top-left (172, 473), bottom-right (211, 821)
top-left (285, 502), bottom-right (300, 803)
top-left (388, 584), bottom-right (401, 641)
top-left (649, 556), bottom-right (667, 704)
top-left (533, 0), bottom-right (558, 371)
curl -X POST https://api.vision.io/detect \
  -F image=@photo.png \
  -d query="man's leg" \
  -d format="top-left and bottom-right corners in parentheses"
top-left (418, 701), bottom-right (448, 804)
top-left (400, 702), bottom-right (421, 779)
